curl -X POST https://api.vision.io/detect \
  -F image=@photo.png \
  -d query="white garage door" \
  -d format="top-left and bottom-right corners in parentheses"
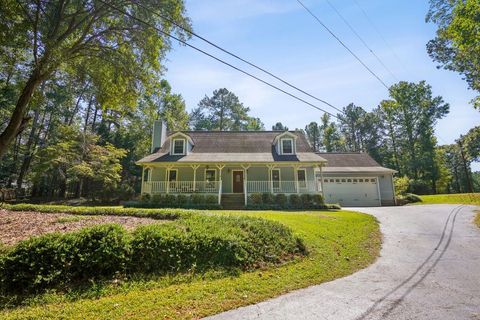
top-left (322, 177), bottom-right (380, 207)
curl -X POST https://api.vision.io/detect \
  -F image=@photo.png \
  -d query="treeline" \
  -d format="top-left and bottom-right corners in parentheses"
top-left (301, 82), bottom-right (479, 195)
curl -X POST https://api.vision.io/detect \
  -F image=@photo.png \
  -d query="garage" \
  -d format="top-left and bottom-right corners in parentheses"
top-left (322, 177), bottom-right (381, 207)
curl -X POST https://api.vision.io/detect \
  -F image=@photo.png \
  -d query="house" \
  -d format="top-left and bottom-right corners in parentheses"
top-left (136, 120), bottom-right (396, 208)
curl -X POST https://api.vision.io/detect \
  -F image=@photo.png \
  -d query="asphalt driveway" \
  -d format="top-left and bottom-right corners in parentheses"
top-left (206, 205), bottom-right (480, 320)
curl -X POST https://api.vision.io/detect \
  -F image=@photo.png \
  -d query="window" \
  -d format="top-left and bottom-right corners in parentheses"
top-left (341, 179), bottom-right (346, 183)
top-left (359, 179), bottom-right (363, 183)
top-left (353, 179), bottom-right (358, 183)
top-left (364, 179), bottom-right (369, 182)
top-left (172, 139), bottom-right (185, 155)
top-left (272, 169), bottom-right (281, 190)
top-left (347, 179), bottom-right (352, 183)
top-left (297, 169), bottom-right (306, 188)
top-left (168, 169), bottom-right (178, 182)
top-left (330, 179), bottom-right (334, 183)
top-left (281, 138), bottom-right (294, 154)
top-left (205, 169), bottom-right (216, 189)
top-left (167, 169), bottom-right (178, 191)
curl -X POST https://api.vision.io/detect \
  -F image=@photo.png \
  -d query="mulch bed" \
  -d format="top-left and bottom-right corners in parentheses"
top-left (0, 209), bottom-right (162, 246)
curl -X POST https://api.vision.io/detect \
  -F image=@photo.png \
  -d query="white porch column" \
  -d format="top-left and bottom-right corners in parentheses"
top-left (191, 164), bottom-right (200, 192)
top-left (241, 164), bottom-right (251, 205)
top-left (294, 165), bottom-right (300, 193)
top-left (140, 166), bottom-right (145, 194)
top-left (319, 164), bottom-right (325, 195)
top-left (267, 164), bottom-right (275, 193)
top-left (166, 165), bottom-right (172, 194)
top-left (216, 165), bottom-right (225, 205)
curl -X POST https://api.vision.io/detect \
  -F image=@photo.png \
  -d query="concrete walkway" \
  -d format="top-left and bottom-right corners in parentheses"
top-left (206, 205), bottom-right (480, 320)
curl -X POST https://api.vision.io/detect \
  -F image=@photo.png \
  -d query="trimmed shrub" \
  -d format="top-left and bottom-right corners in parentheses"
top-left (0, 224), bottom-right (129, 294)
top-left (289, 194), bottom-right (301, 208)
top-left (205, 195), bottom-right (218, 204)
top-left (311, 194), bottom-right (324, 206)
top-left (0, 216), bottom-right (306, 294)
top-left (262, 193), bottom-right (275, 205)
top-left (300, 194), bottom-right (313, 208)
top-left (249, 193), bottom-right (263, 205)
top-left (0, 203), bottom-right (191, 220)
top-left (404, 193), bottom-right (422, 203)
top-left (176, 194), bottom-right (188, 205)
top-left (275, 194), bottom-right (288, 207)
top-left (190, 194), bottom-right (206, 204)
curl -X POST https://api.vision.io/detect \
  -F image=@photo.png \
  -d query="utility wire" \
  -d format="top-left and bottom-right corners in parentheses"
top-left (325, 0), bottom-right (398, 82)
top-left (128, 0), bottom-right (343, 114)
top-left (296, 0), bottom-right (390, 90)
top-left (352, 0), bottom-right (409, 75)
top-left (97, 0), bottom-right (340, 119)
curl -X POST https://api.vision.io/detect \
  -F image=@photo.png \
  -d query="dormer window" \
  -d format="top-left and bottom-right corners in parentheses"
top-left (281, 138), bottom-right (294, 154)
top-left (172, 139), bottom-right (186, 155)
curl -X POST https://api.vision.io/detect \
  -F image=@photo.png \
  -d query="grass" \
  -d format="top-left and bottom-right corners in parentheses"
top-left (0, 208), bottom-right (380, 319)
top-left (418, 193), bottom-right (480, 205)
top-left (475, 211), bottom-right (480, 228)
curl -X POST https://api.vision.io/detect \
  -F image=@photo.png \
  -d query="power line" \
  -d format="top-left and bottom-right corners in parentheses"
top-left (296, 0), bottom-right (390, 90)
top-left (352, 0), bottom-right (409, 75)
top-left (128, 0), bottom-right (343, 114)
top-left (97, 0), bottom-right (340, 119)
top-left (325, 0), bottom-right (398, 82)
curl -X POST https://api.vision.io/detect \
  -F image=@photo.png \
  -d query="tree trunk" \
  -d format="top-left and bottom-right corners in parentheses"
top-left (0, 70), bottom-right (44, 158)
top-left (458, 141), bottom-right (474, 193)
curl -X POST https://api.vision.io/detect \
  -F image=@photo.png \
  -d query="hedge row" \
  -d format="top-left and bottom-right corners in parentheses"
top-left (125, 193), bottom-right (222, 209)
top-left (248, 193), bottom-right (327, 209)
top-left (0, 216), bottom-right (306, 294)
top-left (0, 203), bottom-right (194, 220)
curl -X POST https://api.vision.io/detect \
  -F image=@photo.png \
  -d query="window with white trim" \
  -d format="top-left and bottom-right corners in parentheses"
top-left (172, 139), bottom-right (185, 155)
top-left (281, 138), bottom-right (294, 154)
top-left (297, 169), bottom-right (306, 188)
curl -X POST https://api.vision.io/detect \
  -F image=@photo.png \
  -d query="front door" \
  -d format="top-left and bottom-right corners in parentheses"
top-left (232, 171), bottom-right (244, 193)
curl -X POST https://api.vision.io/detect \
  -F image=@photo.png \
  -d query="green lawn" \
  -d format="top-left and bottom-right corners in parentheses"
top-left (0, 209), bottom-right (380, 320)
top-left (419, 193), bottom-right (480, 205)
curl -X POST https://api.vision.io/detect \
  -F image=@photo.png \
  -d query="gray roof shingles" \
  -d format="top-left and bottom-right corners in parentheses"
top-left (317, 152), bottom-right (396, 173)
top-left (138, 131), bottom-right (326, 163)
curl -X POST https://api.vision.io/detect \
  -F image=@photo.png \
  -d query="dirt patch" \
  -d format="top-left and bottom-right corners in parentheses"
top-left (0, 209), bottom-right (163, 246)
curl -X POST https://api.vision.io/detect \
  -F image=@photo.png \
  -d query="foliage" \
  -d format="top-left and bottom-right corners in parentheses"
top-left (0, 224), bottom-right (129, 294)
top-left (394, 176), bottom-right (410, 196)
top-left (125, 194), bottom-right (222, 209)
top-left (272, 122), bottom-right (288, 131)
top-left (0, 213), bottom-right (305, 295)
top-left (0, 210), bottom-right (380, 319)
top-left (189, 88), bottom-right (264, 131)
top-left (247, 193), bottom-right (328, 210)
top-left (427, 0), bottom-right (480, 109)
top-left (0, 0), bottom-right (191, 157)
top-left (0, 203), bottom-right (192, 220)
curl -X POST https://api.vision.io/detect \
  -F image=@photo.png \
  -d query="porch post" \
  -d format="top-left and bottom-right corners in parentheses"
top-left (241, 164), bottom-right (251, 206)
top-left (267, 164), bottom-right (274, 193)
top-left (140, 166), bottom-right (145, 195)
top-left (294, 165), bottom-right (300, 193)
top-left (216, 164), bottom-right (225, 205)
top-left (166, 165), bottom-right (172, 194)
top-left (191, 164), bottom-right (200, 192)
top-left (319, 164), bottom-right (325, 195)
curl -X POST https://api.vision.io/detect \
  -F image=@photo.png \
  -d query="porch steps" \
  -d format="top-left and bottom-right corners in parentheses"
top-left (221, 194), bottom-right (245, 210)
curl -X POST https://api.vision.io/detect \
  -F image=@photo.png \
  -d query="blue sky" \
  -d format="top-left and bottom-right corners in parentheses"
top-left (164, 0), bottom-right (480, 170)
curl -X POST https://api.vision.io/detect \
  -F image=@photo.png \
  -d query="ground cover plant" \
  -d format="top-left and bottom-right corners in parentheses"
top-left (418, 193), bottom-right (480, 205)
top-left (0, 206), bottom-right (380, 319)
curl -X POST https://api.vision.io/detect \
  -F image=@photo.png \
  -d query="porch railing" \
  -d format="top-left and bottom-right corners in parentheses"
top-left (246, 180), bottom-right (318, 194)
top-left (143, 181), bottom-right (220, 194)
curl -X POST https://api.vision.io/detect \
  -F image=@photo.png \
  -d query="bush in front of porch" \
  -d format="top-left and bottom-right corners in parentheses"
top-left (125, 193), bottom-right (222, 210)
top-left (247, 193), bottom-right (335, 210)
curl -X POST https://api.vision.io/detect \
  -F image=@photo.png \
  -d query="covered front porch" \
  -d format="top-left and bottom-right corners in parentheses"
top-left (141, 163), bottom-right (324, 205)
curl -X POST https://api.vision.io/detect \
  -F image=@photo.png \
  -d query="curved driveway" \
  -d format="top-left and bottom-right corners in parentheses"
top-left (206, 205), bottom-right (480, 320)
